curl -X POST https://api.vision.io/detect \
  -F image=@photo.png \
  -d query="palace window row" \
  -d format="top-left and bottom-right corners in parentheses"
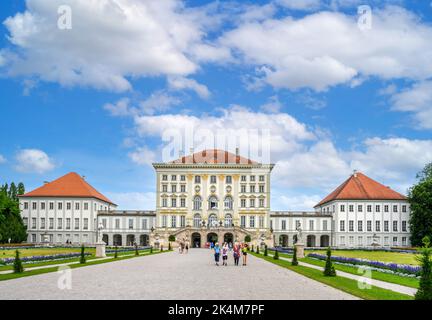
top-left (161, 196), bottom-right (263, 209)
top-left (161, 215), bottom-right (186, 228)
top-left (23, 201), bottom-right (101, 211)
top-left (162, 175), bottom-right (186, 182)
top-left (339, 220), bottom-right (408, 232)
top-left (339, 204), bottom-right (408, 213)
top-left (161, 184), bottom-right (187, 193)
top-left (240, 215), bottom-right (265, 229)
top-left (161, 175), bottom-right (265, 184)
top-left (30, 217), bottom-right (90, 230)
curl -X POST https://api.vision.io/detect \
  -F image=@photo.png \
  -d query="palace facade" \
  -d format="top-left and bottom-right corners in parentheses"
top-left (18, 149), bottom-right (412, 248)
top-left (151, 149), bottom-right (274, 248)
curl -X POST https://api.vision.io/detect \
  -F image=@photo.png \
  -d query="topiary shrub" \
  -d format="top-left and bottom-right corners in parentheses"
top-left (79, 245), bottom-right (86, 264)
top-left (256, 246), bottom-right (260, 254)
top-left (114, 246), bottom-right (118, 259)
top-left (150, 246), bottom-right (153, 254)
top-left (273, 248), bottom-right (279, 260)
top-left (168, 235), bottom-right (175, 251)
top-left (323, 247), bottom-right (336, 277)
top-left (291, 246), bottom-right (298, 266)
top-left (415, 236), bottom-right (432, 300)
top-left (135, 244), bottom-right (139, 256)
top-left (264, 245), bottom-right (268, 256)
top-left (161, 245), bottom-right (164, 252)
top-left (244, 235), bottom-right (251, 243)
top-left (13, 250), bottom-right (23, 273)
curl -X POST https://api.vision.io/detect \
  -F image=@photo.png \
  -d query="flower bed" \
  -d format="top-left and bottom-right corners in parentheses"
top-left (0, 252), bottom-right (92, 265)
top-left (307, 253), bottom-right (421, 277)
top-left (106, 246), bottom-right (151, 253)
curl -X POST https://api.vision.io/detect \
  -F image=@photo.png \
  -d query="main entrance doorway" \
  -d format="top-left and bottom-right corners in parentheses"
top-left (224, 233), bottom-right (233, 244)
top-left (192, 232), bottom-right (201, 248)
top-left (207, 233), bottom-right (218, 245)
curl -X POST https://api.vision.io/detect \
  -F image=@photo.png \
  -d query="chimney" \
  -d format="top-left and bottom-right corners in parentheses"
top-left (82, 175), bottom-right (86, 180)
top-left (235, 147), bottom-right (239, 157)
top-left (353, 170), bottom-right (357, 178)
top-left (43, 181), bottom-right (50, 184)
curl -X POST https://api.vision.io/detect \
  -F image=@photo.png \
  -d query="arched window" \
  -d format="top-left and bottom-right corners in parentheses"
top-left (208, 214), bottom-right (218, 227)
top-left (193, 214), bottom-right (201, 228)
top-left (224, 196), bottom-right (233, 210)
top-left (224, 214), bottom-right (232, 228)
top-left (208, 196), bottom-right (218, 210)
top-left (193, 196), bottom-right (202, 210)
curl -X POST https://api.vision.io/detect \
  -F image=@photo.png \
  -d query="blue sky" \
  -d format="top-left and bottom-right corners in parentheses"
top-left (1, 0), bottom-right (432, 210)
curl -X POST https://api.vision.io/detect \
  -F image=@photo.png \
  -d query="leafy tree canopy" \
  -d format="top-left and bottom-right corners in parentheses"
top-left (409, 163), bottom-right (432, 247)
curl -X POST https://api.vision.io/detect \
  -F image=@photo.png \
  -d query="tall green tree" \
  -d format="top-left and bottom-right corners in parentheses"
top-left (17, 183), bottom-right (25, 196)
top-left (0, 183), bottom-right (27, 244)
top-left (8, 183), bottom-right (17, 201)
top-left (408, 163), bottom-right (432, 246)
top-left (1, 183), bottom-right (8, 195)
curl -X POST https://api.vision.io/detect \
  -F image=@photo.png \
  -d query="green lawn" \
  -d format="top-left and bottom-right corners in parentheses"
top-left (272, 251), bottom-right (419, 289)
top-left (270, 251), bottom-right (419, 288)
top-left (251, 252), bottom-right (412, 300)
top-left (0, 249), bottom-right (164, 281)
top-left (0, 247), bottom-right (149, 271)
top-left (302, 256), bottom-right (419, 289)
top-left (0, 247), bottom-right (96, 258)
top-left (308, 249), bottom-right (419, 265)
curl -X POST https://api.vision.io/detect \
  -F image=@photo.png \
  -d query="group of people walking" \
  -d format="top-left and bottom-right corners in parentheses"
top-left (212, 242), bottom-right (249, 266)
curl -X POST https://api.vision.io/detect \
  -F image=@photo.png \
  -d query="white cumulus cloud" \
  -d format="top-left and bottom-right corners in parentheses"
top-left (168, 76), bottom-right (211, 99)
top-left (128, 147), bottom-right (157, 166)
top-left (2, 0), bottom-right (218, 91)
top-left (389, 81), bottom-right (432, 129)
top-left (15, 149), bottom-right (56, 174)
top-left (220, 6), bottom-right (432, 91)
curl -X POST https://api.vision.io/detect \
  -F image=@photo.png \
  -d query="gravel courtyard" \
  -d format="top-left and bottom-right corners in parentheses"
top-left (0, 249), bottom-right (357, 300)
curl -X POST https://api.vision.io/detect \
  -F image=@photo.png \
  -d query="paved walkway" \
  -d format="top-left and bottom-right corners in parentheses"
top-left (0, 249), bottom-right (357, 300)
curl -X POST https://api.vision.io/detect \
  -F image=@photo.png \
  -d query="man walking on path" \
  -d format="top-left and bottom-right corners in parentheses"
top-left (213, 243), bottom-right (221, 266)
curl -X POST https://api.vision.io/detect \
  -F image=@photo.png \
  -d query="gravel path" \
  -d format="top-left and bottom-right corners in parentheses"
top-left (0, 249), bottom-right (357, 300)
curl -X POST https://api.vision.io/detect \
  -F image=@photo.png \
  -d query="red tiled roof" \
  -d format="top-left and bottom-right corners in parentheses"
top-left (315, 172), bottom-right (406, 207)
top-left (171, 149), bottom-right (258, 164)
top-left (20, 172), bottom-right (115, 205)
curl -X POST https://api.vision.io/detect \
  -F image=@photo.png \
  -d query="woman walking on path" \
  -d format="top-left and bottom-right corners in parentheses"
top-left (233, 242), bottom-right (240, 266)
top-left (213, 243), bottom-right (221, 266)
top-left (241, 243), bottom-right (248, 266)
top-left (222, 243), bottom-right (229, 266)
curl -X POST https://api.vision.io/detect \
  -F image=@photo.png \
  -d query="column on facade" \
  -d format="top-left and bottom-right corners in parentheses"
top-left (218, 174), bottom-right (225, 224)
top-left (202, 174), bottom-right (208, 223)
top-left (186, 174), bottom-right (193, 227)
top-left (232, 174), bottom-right (240, 227)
